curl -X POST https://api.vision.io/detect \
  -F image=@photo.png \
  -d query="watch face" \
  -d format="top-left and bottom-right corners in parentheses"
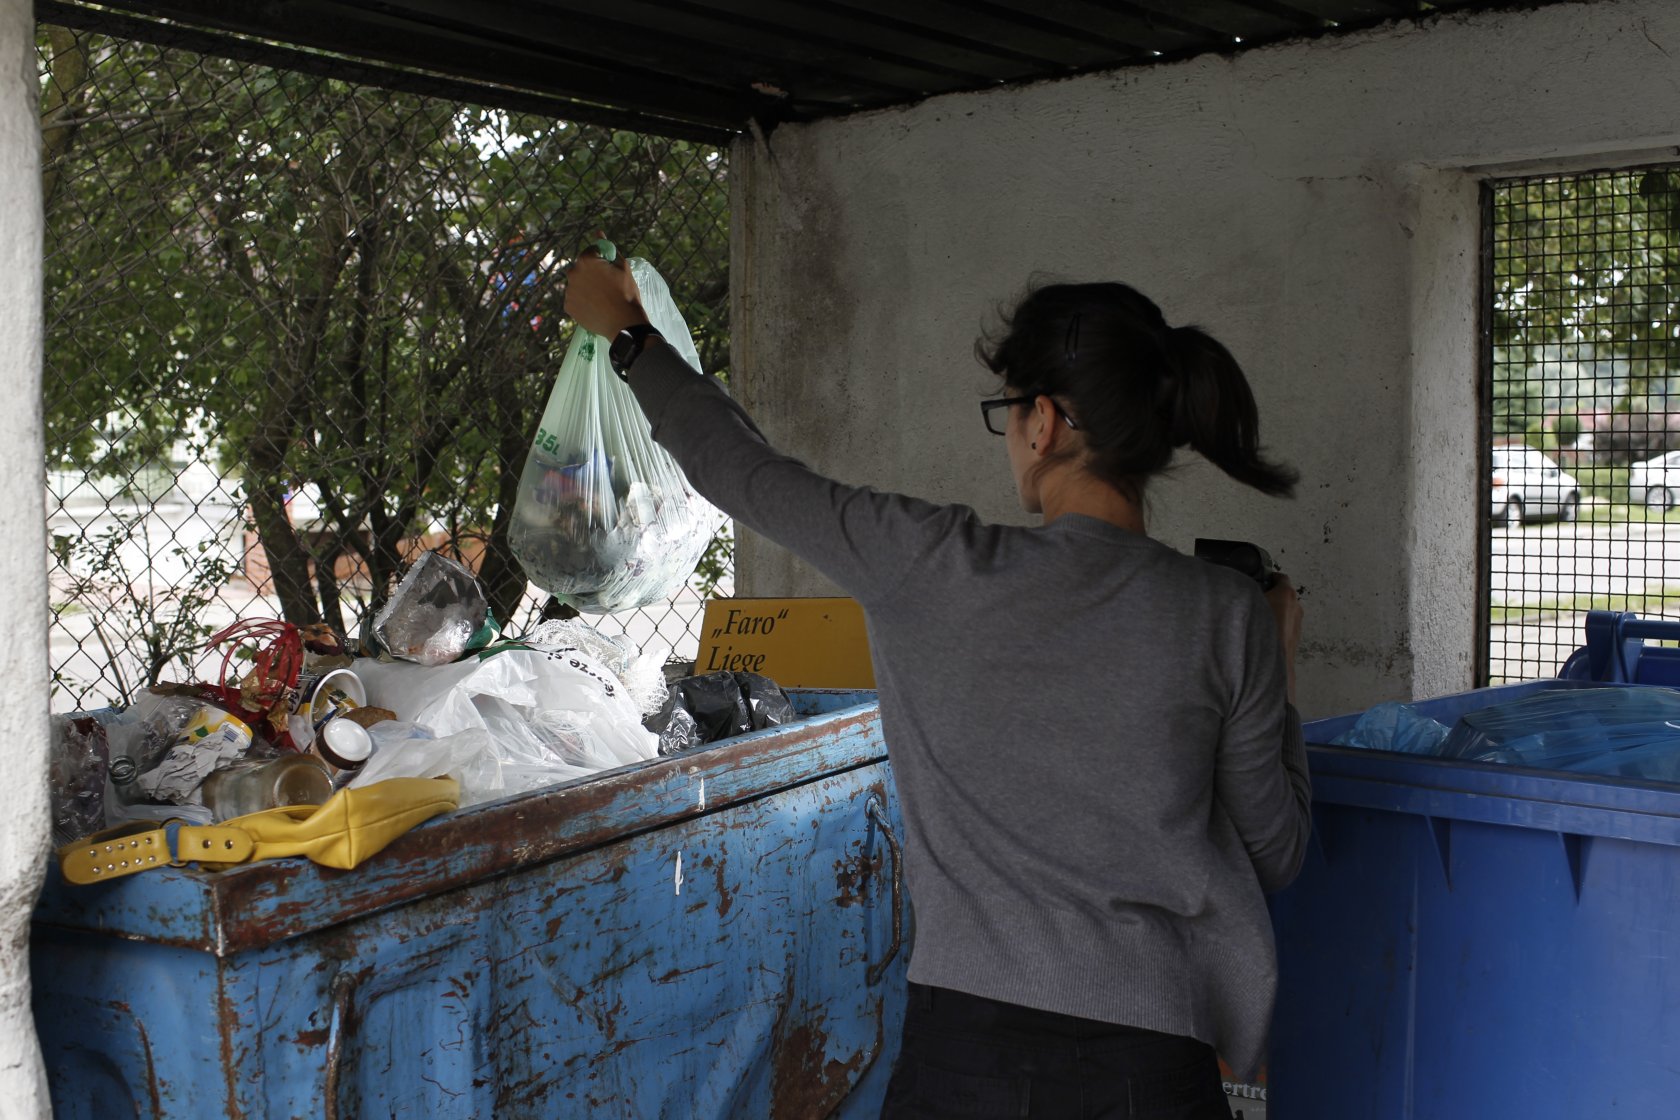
top-left (609, 330), bottom-right (635, 371)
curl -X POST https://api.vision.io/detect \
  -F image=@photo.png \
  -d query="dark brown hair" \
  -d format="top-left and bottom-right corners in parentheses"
top-left (977, 281), bottom-right (1297, 503)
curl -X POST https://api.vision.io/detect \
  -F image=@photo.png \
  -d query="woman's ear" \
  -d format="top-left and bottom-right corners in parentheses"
top-left (1031, 396), bottom-right (1058, 455)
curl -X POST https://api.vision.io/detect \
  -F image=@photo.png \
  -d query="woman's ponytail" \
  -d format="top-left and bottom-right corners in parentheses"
top-left (1165, 325), bottom-right (1298, 498)
top-left (980, 281), bottom-right (1296, 503)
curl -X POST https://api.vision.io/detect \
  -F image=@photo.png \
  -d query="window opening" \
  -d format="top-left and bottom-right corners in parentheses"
top-left (1486, 165), bottom-right (1680, 682)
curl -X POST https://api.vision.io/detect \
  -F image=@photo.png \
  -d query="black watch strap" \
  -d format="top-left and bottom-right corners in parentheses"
top-left (609, 324), bottom-right (662, 379)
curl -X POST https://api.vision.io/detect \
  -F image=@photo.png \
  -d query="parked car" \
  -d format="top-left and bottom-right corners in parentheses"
top-left (1630, 449), bottom-right (1680, 510)
top-left (1491, 445), bottom-right (1580, 526)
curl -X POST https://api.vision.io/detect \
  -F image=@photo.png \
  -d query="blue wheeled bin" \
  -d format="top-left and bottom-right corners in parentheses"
top-left (32, 689), bottom-right (908, 1119)
top-left (1270, 671), bottom-right (1680, 1118)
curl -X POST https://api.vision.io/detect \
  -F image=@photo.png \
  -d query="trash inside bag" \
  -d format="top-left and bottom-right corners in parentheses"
top-left (368, 551), bottom-right (497, 666)
top-left (1331, 702), bottom-right (1452, 756)
top-left (1439, 686), bottom-right (1680, 780)
top-left (509, 249), bottom-right (725, 614)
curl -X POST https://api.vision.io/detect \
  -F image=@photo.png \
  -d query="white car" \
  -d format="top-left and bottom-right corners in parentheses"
top-left (1491, 446), bottom-right (1580, 526)
top-left (1630, 449), bottom-right (1680, 509)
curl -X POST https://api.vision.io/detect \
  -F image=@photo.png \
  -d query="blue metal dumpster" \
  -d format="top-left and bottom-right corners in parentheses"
top-left (1271, 680), bottom-right (1680, 1118)
top-left (31, 690), bottom-right (907, 1118)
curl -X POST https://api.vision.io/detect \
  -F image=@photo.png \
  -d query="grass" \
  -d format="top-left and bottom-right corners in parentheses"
top-left (1576, 502), bottom-right (1680, 524)
top-left (1491, 584), bottom-right (1680, 624)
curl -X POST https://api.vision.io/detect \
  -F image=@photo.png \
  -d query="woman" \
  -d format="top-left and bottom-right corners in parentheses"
top-left (565, 256), bottom-right (1310, 1119)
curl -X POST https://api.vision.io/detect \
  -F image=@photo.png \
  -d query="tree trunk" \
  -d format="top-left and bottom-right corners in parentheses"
top-left (235, 197), bottom-right (351, 624)
top-left (39, 28), bottom-right (91, 214)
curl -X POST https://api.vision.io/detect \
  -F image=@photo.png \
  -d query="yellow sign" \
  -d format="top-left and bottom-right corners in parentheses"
top-left (695, 597), bottom-right (875, 689)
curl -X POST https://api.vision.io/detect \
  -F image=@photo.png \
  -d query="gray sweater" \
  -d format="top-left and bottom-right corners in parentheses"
top-left (628, 340), bottom-right (1311, 1077)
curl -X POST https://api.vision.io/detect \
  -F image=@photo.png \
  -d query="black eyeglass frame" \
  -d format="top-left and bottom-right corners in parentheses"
top-left (980, 394), bottom-right (1080, 436)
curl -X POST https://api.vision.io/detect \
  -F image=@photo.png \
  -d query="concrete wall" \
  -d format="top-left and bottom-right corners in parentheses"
top-left (729, 0), bottom-right (1680, 717)
top-left (0, 0), bottom-right (50, 1114)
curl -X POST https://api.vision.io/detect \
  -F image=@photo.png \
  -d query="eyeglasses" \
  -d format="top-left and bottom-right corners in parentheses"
top-left (980, 394), bottom-right (1080, 436)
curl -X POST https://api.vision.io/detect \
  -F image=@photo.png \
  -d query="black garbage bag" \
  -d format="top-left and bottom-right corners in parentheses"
top-left (680, 671), bottom-right (752, 742)
top-left (643, 671), bottom-right (796, 755)
top-left (646, 686), bottom-right (703, 757)
top-left (735, 671), bottom-right (794, 731)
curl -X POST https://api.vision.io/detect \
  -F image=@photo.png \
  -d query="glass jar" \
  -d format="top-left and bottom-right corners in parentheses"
top-left (201, 754), bottom-right (333, 821)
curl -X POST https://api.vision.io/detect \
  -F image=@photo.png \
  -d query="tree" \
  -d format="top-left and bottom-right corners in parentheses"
top-left (39, 30), bottom-right (731, 659)
top-left (1492, 170), bottom-right (1680, 460)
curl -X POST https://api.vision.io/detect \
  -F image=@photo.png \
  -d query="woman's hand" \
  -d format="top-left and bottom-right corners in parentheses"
top-left (1266, 574), bottom-right (1303, 705)
top-left (562, 246), bottom-right (651, 339)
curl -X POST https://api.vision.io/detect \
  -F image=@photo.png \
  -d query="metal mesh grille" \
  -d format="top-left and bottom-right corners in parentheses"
top-left (40, 25), bottom-right (732, 712)
top-left (1487, 166), bottom-right (1680, 682)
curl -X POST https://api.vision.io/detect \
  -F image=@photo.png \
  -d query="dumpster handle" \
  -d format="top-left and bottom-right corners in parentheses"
top-left (323, 972), bottom-right (358, 1119)
top-left (865, 795), bottom-right (903, 985)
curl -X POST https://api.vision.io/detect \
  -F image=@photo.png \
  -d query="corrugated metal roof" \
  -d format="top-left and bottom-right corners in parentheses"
top-left (38, 1), bottom-right (1570, 141)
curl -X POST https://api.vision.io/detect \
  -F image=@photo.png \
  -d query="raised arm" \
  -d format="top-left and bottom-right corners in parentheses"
top-left (561, 249), bottom-right (965, 608)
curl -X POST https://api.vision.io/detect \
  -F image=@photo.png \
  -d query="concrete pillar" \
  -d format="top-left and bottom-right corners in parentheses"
top-left (0, 3), bottom-right (51, 1117)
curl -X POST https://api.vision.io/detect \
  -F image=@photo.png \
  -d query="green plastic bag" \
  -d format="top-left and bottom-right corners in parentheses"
top-left (509, 245), bottom-right (724, 613)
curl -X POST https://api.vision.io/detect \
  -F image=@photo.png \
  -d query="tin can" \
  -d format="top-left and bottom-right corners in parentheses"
top-left (313, 716), bottom-right (373, 774)
top-left (286, 668), bottom-right (367, 750)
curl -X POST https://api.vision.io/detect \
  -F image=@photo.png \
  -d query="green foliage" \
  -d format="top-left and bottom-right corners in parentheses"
top-left (691, 526), bottom-right (734, 601)
top-left (1571, 465), bottom-right (1629, 502)
top-left (39, 30), bottom-right (731, 645)
top-left (1554, 412), bottom-right (1582, 446)
top-left (1492, 169), bottom-right (1680, 460)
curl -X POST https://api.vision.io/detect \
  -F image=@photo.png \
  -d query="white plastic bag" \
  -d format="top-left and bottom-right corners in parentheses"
top-left (509, 247), bottom-right (725, 613)
top-left (351, 722), bottom-right (598, 809)
top-left (519, 617), bottom-right (667, 717)
top-left (351, 645), bottom-right (658, 792)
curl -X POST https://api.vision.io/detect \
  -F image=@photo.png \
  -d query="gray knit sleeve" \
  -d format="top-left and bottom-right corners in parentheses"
top-left (627, 340), bottom-right (963, 607)
top-left (1214, 594), bottom-right (1313, 893)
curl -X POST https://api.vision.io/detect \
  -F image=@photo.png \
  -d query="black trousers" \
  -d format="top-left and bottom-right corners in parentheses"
top-left (880, 983), bottom-right (1232, 1120)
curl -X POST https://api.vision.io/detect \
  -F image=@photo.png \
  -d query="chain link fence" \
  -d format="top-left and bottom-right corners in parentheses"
top-left (39, 24), bottom-right (733, 713)
top-left (1487, 165), bottom-right (1680, 682)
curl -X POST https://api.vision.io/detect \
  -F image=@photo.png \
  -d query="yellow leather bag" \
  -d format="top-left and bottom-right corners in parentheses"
top-left (60, 776), bottom-right (459, 885)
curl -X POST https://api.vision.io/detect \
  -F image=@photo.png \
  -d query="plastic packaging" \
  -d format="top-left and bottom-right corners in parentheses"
top-left (47, 716), bottom-right (108, 846)
top-left (134, 704), bottom-right (256, 804)
top-left (644, 671), bottom-right (796, 756)
top-left (352, 645), bottom-right (659, 779)
top-left (1439, 686), bottom-right (1680, 778)
top-left (509, 251), bottom-right (725, 614)
top-left (103, 690), bottom-right (204, 809)
top-left (517, 618), bottom-right (667, 717)
top-left (350, 722), bottom-right (598, 809)
top-left (646, 688), bottom-right (703, 756)
top-left (370, 552), bottom-right (495, 666)
top-left (1331, 701), bottom-right (1453, 756)
top-left (736, 672), bottom-right (795, 731)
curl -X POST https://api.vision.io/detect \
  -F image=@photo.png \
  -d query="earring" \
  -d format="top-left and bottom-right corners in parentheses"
top-left (1030, 442), bottom-right (1037, 449)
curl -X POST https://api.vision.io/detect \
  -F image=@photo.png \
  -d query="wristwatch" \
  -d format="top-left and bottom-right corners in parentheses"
top-left (609, 323), bottom-right (662, 379)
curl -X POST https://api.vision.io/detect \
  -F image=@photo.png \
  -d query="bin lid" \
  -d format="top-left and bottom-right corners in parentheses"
top-left (1304, 681), bottom-right (1680, 850)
